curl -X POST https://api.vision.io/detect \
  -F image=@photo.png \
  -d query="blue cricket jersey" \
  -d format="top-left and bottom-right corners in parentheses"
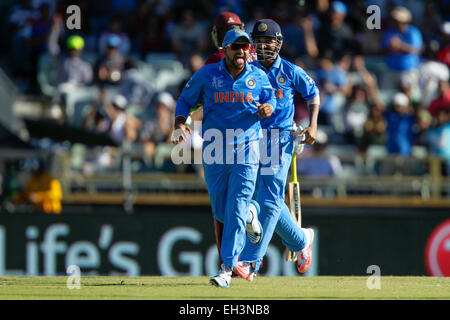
top-left (252, 55), bottom-right (319, 130)
top-left (176, 58), bottom-right (276, 145)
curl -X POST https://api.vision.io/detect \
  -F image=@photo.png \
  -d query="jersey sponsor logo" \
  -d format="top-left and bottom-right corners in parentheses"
top-left (245, 78), bottom-right (256, 89)
top-left (276, 74), bottom-right (287, 85)
top-left (214, 91), bottom-right (254, 103)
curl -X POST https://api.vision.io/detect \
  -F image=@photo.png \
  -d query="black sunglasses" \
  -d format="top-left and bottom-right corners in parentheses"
top-left (230, 42), bottom-right (250, 51)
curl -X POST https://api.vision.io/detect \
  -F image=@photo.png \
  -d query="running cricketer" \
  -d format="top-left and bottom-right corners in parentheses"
top-left (201, 12), bottom-right (258, 269)
top-left (235, 19), bottom-right (320, 280)
top-left (172, 29), bottom-right (276, 288)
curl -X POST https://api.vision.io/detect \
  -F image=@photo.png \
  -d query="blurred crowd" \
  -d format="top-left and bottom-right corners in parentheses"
top-left (1, 0), bottom-right (450, 177)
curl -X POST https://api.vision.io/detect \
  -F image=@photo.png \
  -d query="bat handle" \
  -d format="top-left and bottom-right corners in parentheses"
top-left (291, 153), bottom-right (298, 184)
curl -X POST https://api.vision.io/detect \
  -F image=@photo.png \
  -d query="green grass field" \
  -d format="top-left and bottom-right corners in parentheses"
top-left (0, 276), bottom-right (449, 300)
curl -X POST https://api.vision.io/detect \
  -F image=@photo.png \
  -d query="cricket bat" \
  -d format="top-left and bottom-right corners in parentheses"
top-left (285, 152), bottom-right (301, 262)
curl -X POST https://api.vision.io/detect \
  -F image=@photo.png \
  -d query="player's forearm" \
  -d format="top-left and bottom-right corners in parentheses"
top-left (307, 96), bottom-right (320, 128)
top-left (399, 42), bottom-right (420, 54)
top-left (174, 97), bottom-right (192, 121)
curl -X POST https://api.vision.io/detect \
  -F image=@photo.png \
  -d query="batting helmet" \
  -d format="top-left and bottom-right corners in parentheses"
top-left (251, 19), bottom-right (283, 61)
top-left (211, 12), bottom-right (244, 49)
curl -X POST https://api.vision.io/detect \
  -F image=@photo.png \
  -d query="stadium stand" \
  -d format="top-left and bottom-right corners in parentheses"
top-left (0, 0), bottom-right (449, 212)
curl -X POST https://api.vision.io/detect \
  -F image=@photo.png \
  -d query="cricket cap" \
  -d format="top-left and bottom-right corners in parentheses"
top-left (66, 35), bottom-right (85, 50)
top-left (222, 29), bottom-right (251, 48)
top-left (391, 6), bottom-right (412, 23)
top-left (107, 34), bottom-right (121, 48)
top-left (251, 19), bottom-right (283, 40)
top-left (331, 1), bottom-right (347, 15)
top-left (112, 94), bottom-right (127, 110)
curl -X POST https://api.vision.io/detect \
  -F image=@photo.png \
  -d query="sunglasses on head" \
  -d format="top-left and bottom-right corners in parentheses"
top-left (229, 42), bottom-right (250, 51)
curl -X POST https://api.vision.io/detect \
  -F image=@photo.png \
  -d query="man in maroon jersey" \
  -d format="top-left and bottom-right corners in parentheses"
top-left (205, 12), bottom-right (245, 65)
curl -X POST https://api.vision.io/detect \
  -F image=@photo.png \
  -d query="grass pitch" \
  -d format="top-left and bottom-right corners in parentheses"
top-left (0, 276), bottom-right (448, 300)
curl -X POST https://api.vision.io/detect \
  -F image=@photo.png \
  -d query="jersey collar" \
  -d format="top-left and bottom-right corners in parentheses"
top-left (255, 55), bottom-right (282, 72)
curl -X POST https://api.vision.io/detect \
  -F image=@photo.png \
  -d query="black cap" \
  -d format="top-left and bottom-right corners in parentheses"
top-left (252, 19), bottom-right (283, 39)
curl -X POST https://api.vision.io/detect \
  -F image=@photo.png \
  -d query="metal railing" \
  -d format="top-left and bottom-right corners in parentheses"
top-left (55, 145), bottom-right (450, 209)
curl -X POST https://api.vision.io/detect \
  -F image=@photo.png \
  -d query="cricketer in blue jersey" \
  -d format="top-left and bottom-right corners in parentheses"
top-left (234, 19), bottom-right (320, 280)
top-left (172, 29), bottom-right (276, 288)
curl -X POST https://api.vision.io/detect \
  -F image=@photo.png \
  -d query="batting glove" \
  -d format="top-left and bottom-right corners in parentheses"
top-left (292, 123), bottom-right (306, 155)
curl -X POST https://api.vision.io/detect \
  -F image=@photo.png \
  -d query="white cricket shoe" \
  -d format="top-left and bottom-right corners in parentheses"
top-left (246, 200), bottom-right (263, 244)
top-left (210, 264), bottom-right (232, 288)
top-left (297, 228), bottom-right (314, 273)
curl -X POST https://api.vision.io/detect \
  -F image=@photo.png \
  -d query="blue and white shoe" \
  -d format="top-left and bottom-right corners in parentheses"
top-left (246, 200), bottom-right (263, 244)
top-left (210, 264), bottom-right (232, 288)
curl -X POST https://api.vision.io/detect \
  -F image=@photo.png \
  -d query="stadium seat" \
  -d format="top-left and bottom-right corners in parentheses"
top-left (365, 145), bottom-right (388, 175)
top-left (145, 52), bottom-right (178, 65)
top-left (145, 53), bottom-right (190, 91)
top-left (64, 86), bottom-right (98, 127)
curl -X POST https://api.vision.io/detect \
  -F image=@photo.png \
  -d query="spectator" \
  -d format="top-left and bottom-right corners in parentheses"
top-left (8, 0), bottom-right (37, 77)
top-left (29, 2), bottom-right (53, 54)
top-left (188, 53), bottom-right (205, 74)
top-left (281, 8), bottom-right (319, 63)
top-left (385, 92), bottom-right (416, 155)
top-left (351, 55), bottom-right (383, 107)
top-left (141, 92), bottom-right (175, 158)
top-left (28, 2), bottom-right (54, 93)
top-left (82, 102), bottom-right (111, 134)
top-left (94, 34), bottom-right (127, 87)
top-left (171, 10), bottom-right (207, 66)
top-left (98, 16), bottom-right (131, 55)
top-left (380, 6), bottom-right (423, 93)
top-left (344, 84), bottom-right (370, 143)
top-left (14, 159), bottom-right (63, 214)
top-left (413, 109), bottom-right (433, 148)
top-left (314, 51), bottom-right (352, 129)
top-left (317, 1), bottom-right (357, 59)
top-left (298, 129), bottom-right (343, 178)
top-left (244, 7), bottom-right (265, 37)
top-left (101, 92), bottom-right (142, 144)
top-left (359, 103), bottom-right (387, 153)
top-left (437, 21), bottom-right (450, 68)
top-left (47, 16), bottom-right (93, 88)
top-left (421, 1), bottom-right (443, 45)
top-left (141, 14), bottom-right (166, 55)
top-left (428, 79), bottom-right (450, 118)
top-left (426, 108), bottom-right (450, 176)
top-left (418, 43), bottom-right (450, 108)
top-left (84, 0), bottom-right (113, 37)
